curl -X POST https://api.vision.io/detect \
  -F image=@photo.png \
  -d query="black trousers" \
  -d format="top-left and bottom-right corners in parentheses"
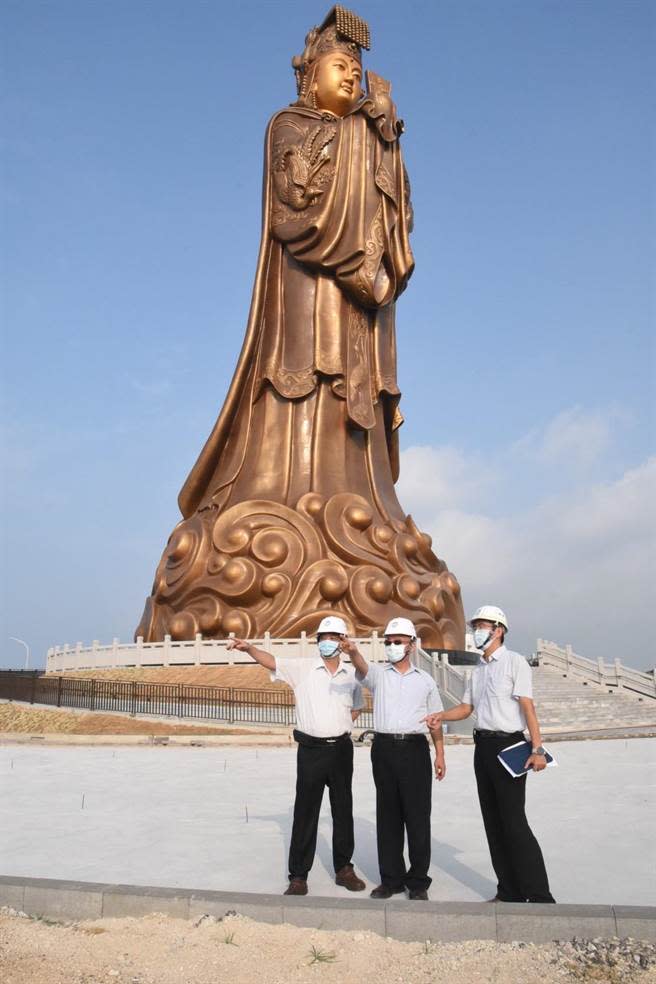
top-left (474, 733), bottom-right (555, 903)
top-left (371, 736), bottom-right (432, 892)
top-left (288, 735), bottom-right (355, 880)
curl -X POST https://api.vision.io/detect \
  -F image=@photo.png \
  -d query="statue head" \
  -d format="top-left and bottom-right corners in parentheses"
top-left (292, 4), bottom-right (370, 116)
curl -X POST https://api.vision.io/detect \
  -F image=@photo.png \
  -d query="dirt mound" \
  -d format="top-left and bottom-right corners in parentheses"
top-left (55, 664), bottom-right (288, 691)
top-left (5, 910), bottom-right (647, 984)
top-left (0, 703), bottom-right (277, 736)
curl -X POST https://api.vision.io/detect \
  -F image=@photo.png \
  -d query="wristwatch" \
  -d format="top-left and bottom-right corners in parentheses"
top-left (531, 746), bottom-right (546, 756)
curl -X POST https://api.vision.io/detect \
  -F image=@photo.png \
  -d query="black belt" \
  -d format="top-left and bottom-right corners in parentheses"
top-left (474, 729), bottom-right (525, 739)
top-left (293, 729), bottom-right (350, 746)
top-left (374, 732), bottom-right (427, 742)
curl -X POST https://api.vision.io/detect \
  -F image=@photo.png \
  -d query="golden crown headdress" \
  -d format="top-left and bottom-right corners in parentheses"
top-left (292, 5), bottom-right (371, 97)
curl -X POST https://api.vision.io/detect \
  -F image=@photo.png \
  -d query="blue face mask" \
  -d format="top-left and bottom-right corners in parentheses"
top-left (473, 628), bottom-right (492, 650)
top-left (318, 640), bottom-right (340, 659)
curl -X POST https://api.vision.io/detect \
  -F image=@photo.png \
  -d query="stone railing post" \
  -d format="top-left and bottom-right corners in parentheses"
top-left (463, 668), bottom-right (472, 702)
top-left (136, 635), bottom-right (143, 668)
top-left (614, 658), bottom-right (623, 690)
top-left (194, 633), bottom-right (202, 666)
top-left (436, 653), bottom-right (445, 692)
top-left (227, 632), bottom-right (235, 664)
top-left (565, 643), bottom-right (573, 676)
top-left (111, 638), bottom-right (119, 670)
top-left (300, 631), bottom-right (308, 657)
top-left (163, 634), bottom-right (171, 667)
top-left (597, 657), bottom-right (605, 685)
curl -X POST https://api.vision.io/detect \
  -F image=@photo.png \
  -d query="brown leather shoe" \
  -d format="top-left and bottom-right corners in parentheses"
top-left (284, 878), bottom-right (308, 896)
top-left (335, 864), bottom-right (366, 892)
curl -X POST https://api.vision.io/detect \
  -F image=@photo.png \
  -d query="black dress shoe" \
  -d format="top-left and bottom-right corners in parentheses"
top-left (408, 889), bottom-right (429, 900)
top-left (370, 884), bottom-right (405, 900)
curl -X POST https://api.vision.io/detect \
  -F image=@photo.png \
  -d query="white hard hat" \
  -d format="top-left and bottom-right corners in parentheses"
top-left (316, 615), bottom-right (348, 636)
top-left (384, 617), bottom-right (417, 638)
top-left (468, 605), bottom-right (509, 631)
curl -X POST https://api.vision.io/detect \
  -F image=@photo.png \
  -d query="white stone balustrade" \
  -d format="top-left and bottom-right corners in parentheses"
top-left (537, 639), bottom-right (656, 699)
top-left (46, 632), bottom-right (396, 674)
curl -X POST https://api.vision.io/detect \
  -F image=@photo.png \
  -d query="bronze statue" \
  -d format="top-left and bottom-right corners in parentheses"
top-left (136, 5), bottom-right (465, 648)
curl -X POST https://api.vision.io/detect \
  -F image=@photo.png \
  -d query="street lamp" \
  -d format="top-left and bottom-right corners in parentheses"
top-left (9, 637), bottom-right (30, 670)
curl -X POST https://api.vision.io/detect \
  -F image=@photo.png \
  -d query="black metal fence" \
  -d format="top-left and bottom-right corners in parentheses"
top-left (0, 670), bottom-right (374, 729)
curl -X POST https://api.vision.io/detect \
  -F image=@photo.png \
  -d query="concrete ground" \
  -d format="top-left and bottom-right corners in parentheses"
top-left (1, 739), bottom-right (654, 906)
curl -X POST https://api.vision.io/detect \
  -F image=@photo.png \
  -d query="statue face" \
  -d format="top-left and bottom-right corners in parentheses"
top-left (312, 52), bottom-right (362, 116)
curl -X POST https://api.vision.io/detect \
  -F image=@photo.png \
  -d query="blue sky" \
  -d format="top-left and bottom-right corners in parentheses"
top-left (2, 0), bottom-right (654, 669)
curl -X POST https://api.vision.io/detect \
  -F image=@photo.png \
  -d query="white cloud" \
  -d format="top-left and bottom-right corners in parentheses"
top-left (398, 445), bottom-right (496, 512)
top-left (398, 413), bottom-right (655, 667)
top-left (512, 404), bottom-right (629, 472)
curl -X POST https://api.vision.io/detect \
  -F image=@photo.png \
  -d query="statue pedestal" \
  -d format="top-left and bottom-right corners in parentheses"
top-left (136, 491), bottom-right (464, 649)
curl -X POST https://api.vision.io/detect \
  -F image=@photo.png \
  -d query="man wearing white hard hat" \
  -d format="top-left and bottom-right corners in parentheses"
top-left (424, 605), bottom-right (555, 903)
top-left (343, 617), bottom-right (446, 901)
top-left (228, 616), bottom-right (366, 897)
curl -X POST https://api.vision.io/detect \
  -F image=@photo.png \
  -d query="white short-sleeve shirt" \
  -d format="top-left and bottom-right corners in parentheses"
top-left (462, 645), bottom-right (532, 732)
top-left (360, 662), bottom-right (443, 734)
top-left (273, 656), bottom-right (364, 738)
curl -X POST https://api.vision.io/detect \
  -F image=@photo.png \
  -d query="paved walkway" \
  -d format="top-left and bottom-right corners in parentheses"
top-left (1, 739), bottom-right (654, 906)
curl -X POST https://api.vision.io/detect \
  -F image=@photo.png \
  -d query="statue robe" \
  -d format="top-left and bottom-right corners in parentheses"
top-left (136, 98), bottom-right (466, 647)
top-left (178, 102), bottom-right (415, 527)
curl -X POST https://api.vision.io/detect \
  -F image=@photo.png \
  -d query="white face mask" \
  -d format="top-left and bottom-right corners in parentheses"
top-left (385, 642), bottom-right (407, 663)
top-left (473, 627), bottom-right (493, 650)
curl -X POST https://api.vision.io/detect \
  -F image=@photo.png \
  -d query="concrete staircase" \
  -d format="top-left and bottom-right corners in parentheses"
top-left (532, 664), bottom-right (656, 734)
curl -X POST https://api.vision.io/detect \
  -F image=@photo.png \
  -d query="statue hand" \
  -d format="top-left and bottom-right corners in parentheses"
top-left (363, 70), bottom-right (404, 141)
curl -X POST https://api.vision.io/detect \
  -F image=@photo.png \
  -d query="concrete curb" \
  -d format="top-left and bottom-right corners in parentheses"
top-left (2, 723), bottom-right (655, 748)
top-left (1, 876), bottom-right (654, 943)
top-left (0, 731), bottom-right (295, 747)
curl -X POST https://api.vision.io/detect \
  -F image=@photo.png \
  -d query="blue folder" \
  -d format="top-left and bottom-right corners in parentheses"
top-left (497, 740), bottom-right (555, 778)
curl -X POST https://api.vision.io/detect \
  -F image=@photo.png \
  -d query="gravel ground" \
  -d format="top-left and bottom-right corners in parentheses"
top-left (1, 909), bottom-right (655, 984)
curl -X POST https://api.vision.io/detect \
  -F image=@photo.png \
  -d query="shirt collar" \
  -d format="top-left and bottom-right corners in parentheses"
top-left (384, 662), bottom-right (419, 674)
top-left (479, 644), bottom-right (506, 665)
top-left (313, 656), bottom-right (346, 675)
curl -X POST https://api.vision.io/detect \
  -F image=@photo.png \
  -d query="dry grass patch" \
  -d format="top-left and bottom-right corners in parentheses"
top-left (0, 702), bottom-right (278, 736)
top-left (56, 664), bottom-right (289, 691)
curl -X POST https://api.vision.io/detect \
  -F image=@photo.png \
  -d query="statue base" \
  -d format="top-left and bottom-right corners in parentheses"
top-left (136, 492), bottom-right (465, 649)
